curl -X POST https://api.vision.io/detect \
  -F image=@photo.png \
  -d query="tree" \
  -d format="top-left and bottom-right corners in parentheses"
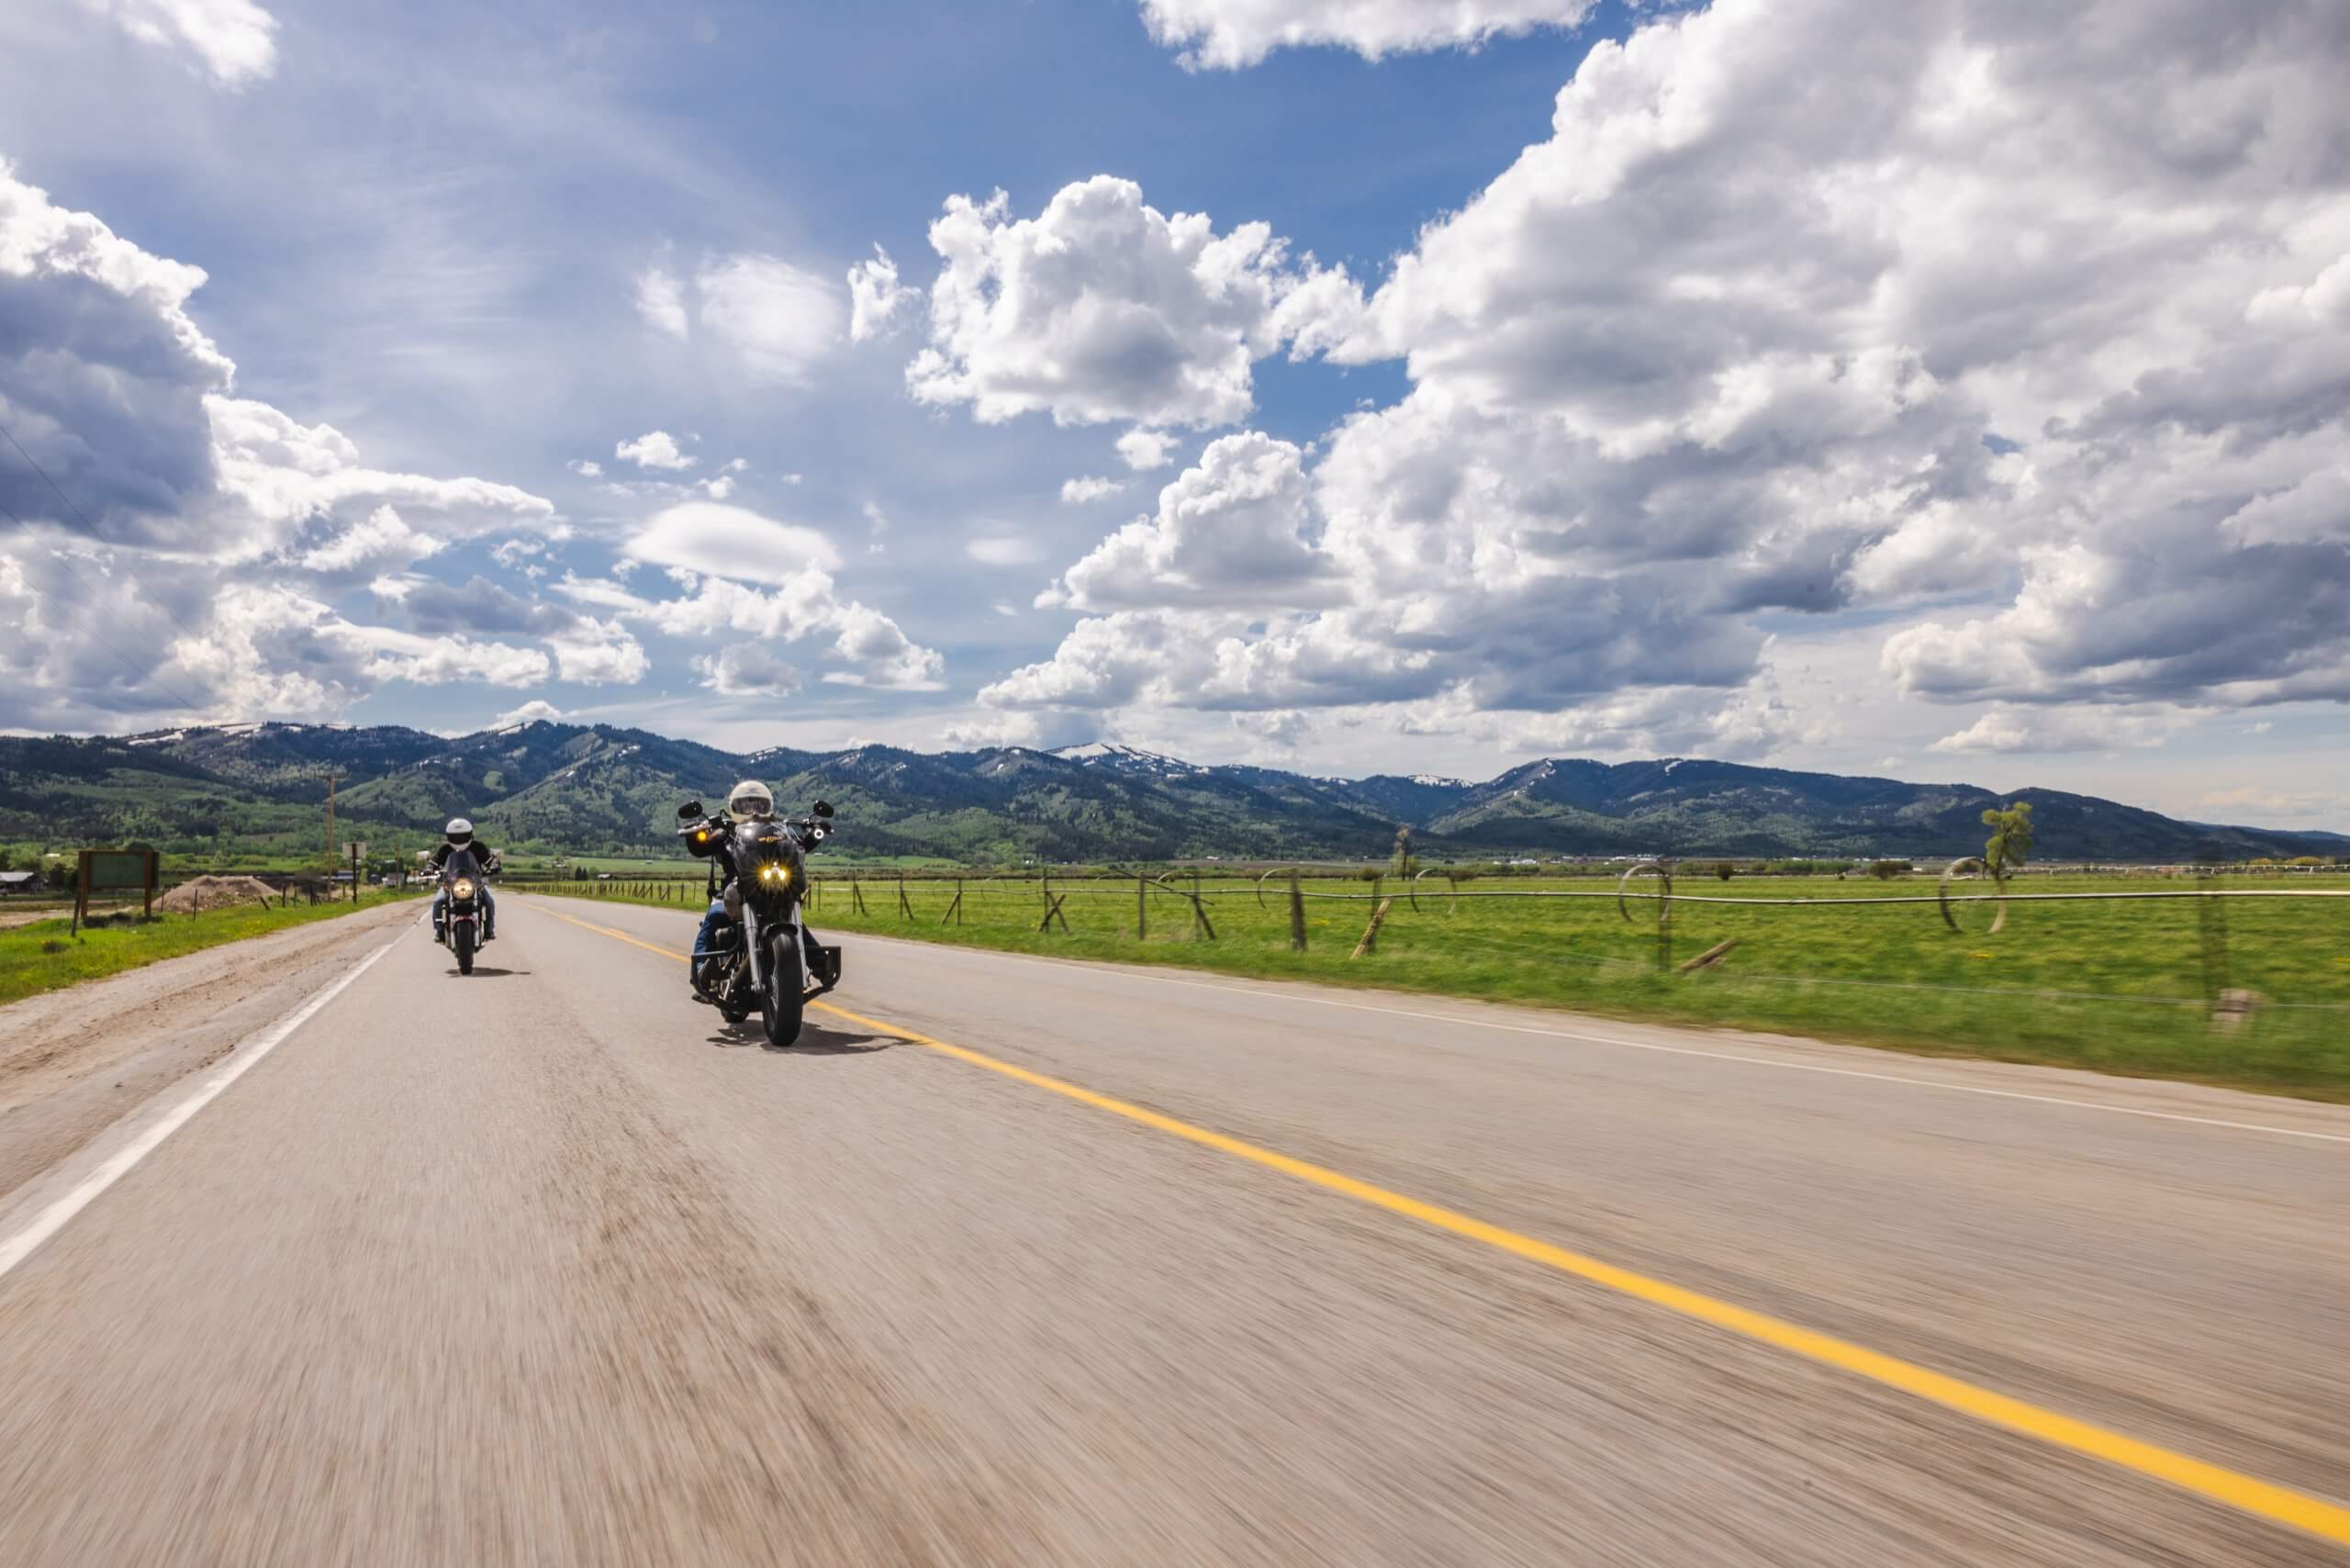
top-left (0, 849), bottom-right (11, 873)
top-left (1392, 825), bottom-right (1418, 880)
top-left (1869, 859), bottom-right (1907, 880)
top-left (1715, 860), bottom-right (1735, 881)
top-left (1981, 801), bottom-right (2035, 885)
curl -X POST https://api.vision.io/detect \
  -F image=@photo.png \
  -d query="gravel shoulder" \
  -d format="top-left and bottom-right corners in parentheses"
top-left (0, 898), bottom-right (419, 1203)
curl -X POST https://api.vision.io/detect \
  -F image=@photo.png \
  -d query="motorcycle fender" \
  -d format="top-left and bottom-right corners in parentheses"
top-left (768, 927), bottom-right (804, 994)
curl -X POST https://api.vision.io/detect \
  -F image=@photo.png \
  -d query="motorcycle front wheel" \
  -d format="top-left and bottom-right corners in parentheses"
top-left (761, 935), bottom-right (803, 1048)
top-left (454, 923), bottom-right (475, 975)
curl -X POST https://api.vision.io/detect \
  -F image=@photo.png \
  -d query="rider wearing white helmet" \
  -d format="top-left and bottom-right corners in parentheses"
top-left (692, 780), bottom-right (775, 993)
top-left (428, 816), bottom-right (501, 942)
top-left (726, 778), bottom-right (775, 821)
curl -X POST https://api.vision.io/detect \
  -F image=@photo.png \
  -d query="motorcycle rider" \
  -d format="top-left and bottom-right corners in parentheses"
top-left (429, 816), bottom-right (499, 944)
top-left (692, 779), bottom-right (775, 995)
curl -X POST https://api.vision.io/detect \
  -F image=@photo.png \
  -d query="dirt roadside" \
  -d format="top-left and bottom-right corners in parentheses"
top-left (0, 899), bottom-right (420, 1204)
top-left (0, 902), bottom-right (134, 931)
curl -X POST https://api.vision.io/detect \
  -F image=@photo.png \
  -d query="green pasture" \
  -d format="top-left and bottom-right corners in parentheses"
top-left (535, 872), bottom-right (2350, 1099)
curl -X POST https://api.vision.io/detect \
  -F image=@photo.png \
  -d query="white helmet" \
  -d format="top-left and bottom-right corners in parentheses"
top-left (446, 817), bottom-right (474, 845)
top-left (726, 779), bottom-right (774, 820)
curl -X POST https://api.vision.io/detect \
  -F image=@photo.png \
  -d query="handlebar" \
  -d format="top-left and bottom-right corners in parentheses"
top-left (679, 810), bottom-right (833, 846)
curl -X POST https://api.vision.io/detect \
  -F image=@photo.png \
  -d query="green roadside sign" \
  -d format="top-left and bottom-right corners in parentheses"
top-left (84, 850), bottom-right (157, 891)
top-left (74, 847), bottom-right (161, 932)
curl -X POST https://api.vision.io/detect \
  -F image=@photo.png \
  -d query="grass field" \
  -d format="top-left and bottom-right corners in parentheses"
top-left (0, 894), bottom-right (421, 1008)
top-left (537, 871), bottom-right (2350, 1099)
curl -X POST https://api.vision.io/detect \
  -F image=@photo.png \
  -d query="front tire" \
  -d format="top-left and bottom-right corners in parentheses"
top-left (454, 923), bottom-right (476, 975)
top-left (761, 934), bottom-right (803, 1047)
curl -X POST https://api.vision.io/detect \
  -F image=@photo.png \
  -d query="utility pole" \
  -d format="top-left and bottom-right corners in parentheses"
top-left (324, 771), bottom-right (340, 897)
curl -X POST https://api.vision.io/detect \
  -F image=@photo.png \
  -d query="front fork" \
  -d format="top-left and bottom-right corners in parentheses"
top-left (741, 907), bottom-right (804, 996)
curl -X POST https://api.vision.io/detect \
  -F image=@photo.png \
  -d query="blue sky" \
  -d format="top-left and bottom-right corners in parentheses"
top-left (3, 0), bottom-right (2347, 828)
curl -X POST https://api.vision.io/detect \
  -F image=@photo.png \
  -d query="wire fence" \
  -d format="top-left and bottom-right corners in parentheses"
top-left (529, 867), bottom-right (2350, 1016)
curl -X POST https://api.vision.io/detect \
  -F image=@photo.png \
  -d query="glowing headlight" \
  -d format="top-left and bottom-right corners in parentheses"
top-left (756, 861), bottom-right (791, 888)
top-left (453, 877), bottom-right (476, 899)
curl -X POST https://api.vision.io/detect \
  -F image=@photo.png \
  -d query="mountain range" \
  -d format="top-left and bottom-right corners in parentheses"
top-left (0, 722), bottom-right (2342, 866)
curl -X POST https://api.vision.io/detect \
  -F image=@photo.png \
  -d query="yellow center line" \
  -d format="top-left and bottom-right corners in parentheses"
top-left (526, 897), bottom-right (2350, 1550)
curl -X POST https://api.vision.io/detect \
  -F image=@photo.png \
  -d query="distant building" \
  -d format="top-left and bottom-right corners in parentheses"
top-left (0, 870), bottom-right (43, 894)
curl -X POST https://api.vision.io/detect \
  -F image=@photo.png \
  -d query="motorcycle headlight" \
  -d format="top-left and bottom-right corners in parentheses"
top-left (755, 861), bottom-right (792, 890)
top-left (453, 877), bottom-right (476, 899)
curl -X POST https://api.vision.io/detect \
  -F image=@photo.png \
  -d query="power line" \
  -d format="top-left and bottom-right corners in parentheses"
top-left (0, 420), bottom-right (105, 535)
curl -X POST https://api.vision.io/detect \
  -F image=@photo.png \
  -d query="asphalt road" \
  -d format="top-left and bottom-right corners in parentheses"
top-left (2, 890), bottom-right (2346, 1564)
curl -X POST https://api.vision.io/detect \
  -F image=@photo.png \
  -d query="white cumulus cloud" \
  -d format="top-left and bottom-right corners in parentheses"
top-left (615, 430), bottom-right (697, 471)
top-left (633, 265), bottom-right (689, 339)
top-left (1138, 0), bottom-right (1594, 69)
top-left (1044, 432), bottom-right (1340, 610)
top-left (693, 642), bottom-right (804, 697)
top-left (78, 0), bottom-right (279, 87)
top-left (622, 500), bottom-right (841, 584)
top-left (904, 176), bottom-right (1362, 429)
top-left (0, 163), bottom-right (571, 731)
top-left (695, 253), bottom-right (843, 384)
top-left (989, 0), bottom-right (2350, 757)
top-left (1058, 476), bottom-right (1128, 504)
top-left (846, 243), bottom-right (918, 342)
top-left (1115, 427), bottom-right (1181, 471)
top-left (493, 699), bottom-right (568, 726)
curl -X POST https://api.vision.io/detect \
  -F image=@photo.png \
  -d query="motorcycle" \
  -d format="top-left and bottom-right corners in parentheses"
top-left (435, 847), bottom-right (498, 975)
top-left (677, 798), bottom-right (843, 1047)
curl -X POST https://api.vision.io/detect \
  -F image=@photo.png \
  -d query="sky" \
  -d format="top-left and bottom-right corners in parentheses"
top-left (2, 0), bottom-right (2346, 829)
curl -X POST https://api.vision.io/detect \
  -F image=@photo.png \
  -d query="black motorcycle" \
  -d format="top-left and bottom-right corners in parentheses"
top-left (677, 798), bottom-right (843, 1047)
top-left (435, 847), bottom-right (497, 975)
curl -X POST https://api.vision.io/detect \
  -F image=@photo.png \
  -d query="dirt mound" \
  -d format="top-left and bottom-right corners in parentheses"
top-left (158, 876), bottom-right (281, 913)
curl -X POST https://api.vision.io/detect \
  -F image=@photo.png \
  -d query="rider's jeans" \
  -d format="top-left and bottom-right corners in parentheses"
top-left (695, 901), bottom-right (728, 968)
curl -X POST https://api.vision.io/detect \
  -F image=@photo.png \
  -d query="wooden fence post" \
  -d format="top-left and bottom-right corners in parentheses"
top-left (897, 874), bottom-right (914, 921)
top-left (1676, 938), bottom-right (1738, 973)
top-left (1289, 869), bottom-right (1305, 952)
top-left (1351, 897), bottom-right (1393, 958)
top-left (2196, 874), bottom-right (2229, 1004)
top-left (1136, 871), bottom-right (1147, 940)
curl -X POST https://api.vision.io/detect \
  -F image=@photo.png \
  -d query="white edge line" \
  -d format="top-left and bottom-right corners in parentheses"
top-left (515, 895), bottom-right (2350, 1148)
top-left (0, 929), bottom-right (408, 1282)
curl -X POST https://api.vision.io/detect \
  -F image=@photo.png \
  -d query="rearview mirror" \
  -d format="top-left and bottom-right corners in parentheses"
top-left (811, 800), bottom-right (834, 819)
top-left (677, 801), bottom-right (704, 821)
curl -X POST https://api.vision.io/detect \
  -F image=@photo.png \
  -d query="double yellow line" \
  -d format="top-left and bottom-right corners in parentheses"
top-left (530, 899), bottom-right (2350, 1550)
